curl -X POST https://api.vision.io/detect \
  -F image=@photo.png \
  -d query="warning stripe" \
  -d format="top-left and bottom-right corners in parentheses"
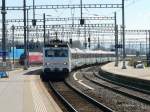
top-left (31, 81), bottom-right (48, 112)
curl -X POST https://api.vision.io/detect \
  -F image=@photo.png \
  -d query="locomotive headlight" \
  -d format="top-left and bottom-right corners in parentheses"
top-left (45, 62), bottom-right (49, 65)
top-left (64, 62), bottom-right (68, 65)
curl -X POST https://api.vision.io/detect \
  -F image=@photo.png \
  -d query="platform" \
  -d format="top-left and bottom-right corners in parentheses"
top-left (101, 61), bottom-right (150, 81)
top-left (0, 67), bottom-right (62, 112)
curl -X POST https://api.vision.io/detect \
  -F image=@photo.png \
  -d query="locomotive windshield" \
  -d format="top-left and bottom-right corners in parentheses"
top-left (45, 49), bottom-right (68, 57)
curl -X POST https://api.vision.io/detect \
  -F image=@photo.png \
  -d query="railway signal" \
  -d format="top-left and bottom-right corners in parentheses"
top-left (69, 38), bottom-right (72, 45)
top-left (32, 19), bottom-right (37, 26)
top-left (80, 19), bottom-right (84, 25)
top-left (88, 37), bottom-right (91, 49)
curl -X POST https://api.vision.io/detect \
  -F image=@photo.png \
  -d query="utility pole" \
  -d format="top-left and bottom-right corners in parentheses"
top-left (1, 0), bottom-right (7, 63)
top-left (88, 33), bottom-right (91, 49)
top-left (23, 0), bottom-right (28, 70)
top-left (12, 25), bottom-right (15, 66)
top-left (48, 30), bottom-right (50, 41)
top-left (80, 0), bottom-right (84, 25)
top-left (122, 0), bottom-right (126, 69)
top-left (146, 31), bottom-right (148, 55)
top-left (43, 13), bottom-right (46, 45)
top-left (84, 25), bottom-right (87, 49)
top-left (114, 12), bottom-right (119, 66)
top-left (27, 9), bottom-right (29, 67)
top-left (140, 42), bottom-right (142, 55)
top-left (32, 0), bottom-right (36, 26)
top-left (77, 28), bottom-right (80, 41)
top-left (148, 30), bottom-right (150, 66)
top-left (80, 0), bottom-right (82, 20)
top-left (98, 36), bottom-right (100, 49)
top-left (146, 31), bottom-right (148, 66)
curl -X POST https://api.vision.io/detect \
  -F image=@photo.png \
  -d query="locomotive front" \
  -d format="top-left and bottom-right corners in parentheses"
top-left (42, 40), bottom-right (70, 80)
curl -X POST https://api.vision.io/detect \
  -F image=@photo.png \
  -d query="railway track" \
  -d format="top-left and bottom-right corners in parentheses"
top-left (48, 81), bottom-right (113, 112)
top-left (83, 72), bottom-right (150, 105)
top-left (95, 71), bottom-right (150, 94)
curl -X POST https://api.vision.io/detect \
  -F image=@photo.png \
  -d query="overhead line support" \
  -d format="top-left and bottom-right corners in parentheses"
top-left (2, 4), bottom-right (122, 10)
top-left (0, 16), bottom-right (114, 23)
top-left (23, 0), bottom-right (28, 70)
top-left (122, 0), bottom-right (126, 69)
top-left (1, 0), bottom-right (7, 62)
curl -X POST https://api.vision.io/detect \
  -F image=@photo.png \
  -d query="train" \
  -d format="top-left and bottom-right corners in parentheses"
top-left (19, 52), bottom-right (43, 65)
top-left (41, 40), bottom-right (70, 80)
top-left (41, 39), bottom-right (115, 81)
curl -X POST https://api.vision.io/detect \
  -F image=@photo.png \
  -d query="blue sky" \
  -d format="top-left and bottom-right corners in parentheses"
top-left (124, 0), bottom-right (150, 29)
top-left (0, 0), bottom-right (150, 29)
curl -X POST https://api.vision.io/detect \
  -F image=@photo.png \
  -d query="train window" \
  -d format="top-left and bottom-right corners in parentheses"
top-left (45, 49), bottom-right (68, 57)
top-left (55, 50), bottom-right (68, 57)
top-left (45, 50), bottom-right (55, 57)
